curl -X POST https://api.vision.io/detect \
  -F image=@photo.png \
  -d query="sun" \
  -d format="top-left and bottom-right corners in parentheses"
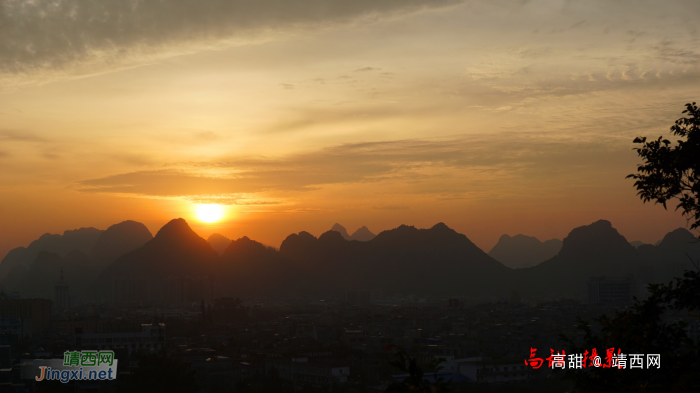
top-left (195, 204), bottom-right (225, 223)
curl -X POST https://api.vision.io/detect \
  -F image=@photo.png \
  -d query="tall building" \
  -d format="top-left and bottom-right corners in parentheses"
top-left (54, 268), bottom-right (70, 311)
top-left (587, 276), bottom-right (642, 305)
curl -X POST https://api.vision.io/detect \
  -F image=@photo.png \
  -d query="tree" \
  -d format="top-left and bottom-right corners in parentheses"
top-left (563, 102), bottom-right (700, 392)
top-left (562, 280), bottom-right (699, 392)
top-left (385, 345), bottom-right (451, 393)
top-left (627, 102), bottom-right (700, 234)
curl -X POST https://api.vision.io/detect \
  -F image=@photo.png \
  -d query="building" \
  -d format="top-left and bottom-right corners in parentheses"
top-left (344, 288), bottom-right (382, 306)
top-left (112, 277), bottom-right (150, 304)
top-left (54, 268), bottom-right (70, 311)
top-left (0, 318), bottom-right (27, 343)
top-left (264, 358), bottom-right (349, 386)
top-left (0, 297), bottom-right (51, 336)
top-left (52, 317), bottom-right (103, 335)
top-left (587, 276), bottom-right (642, 305)
top-left (76, 323), bottom-right (165, 354)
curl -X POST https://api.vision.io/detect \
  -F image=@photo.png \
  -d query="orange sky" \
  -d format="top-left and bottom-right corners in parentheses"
top-left (1, 0), bottom-right (698, 258)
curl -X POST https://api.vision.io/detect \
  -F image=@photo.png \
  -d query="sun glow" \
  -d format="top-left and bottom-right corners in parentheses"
top-left (195, 204), bottom-right (225, 223)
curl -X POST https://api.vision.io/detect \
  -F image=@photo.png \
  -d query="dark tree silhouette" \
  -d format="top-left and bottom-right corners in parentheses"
top-left (627, 102), bottom-right (700, 234)
top-left (385, 346), bottom-right (451, 393)
top-left (563, 102), bottom-right (700, 392)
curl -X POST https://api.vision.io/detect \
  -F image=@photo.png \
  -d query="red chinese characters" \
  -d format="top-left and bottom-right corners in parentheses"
top-left (524, 348), bottom-right (544, 369)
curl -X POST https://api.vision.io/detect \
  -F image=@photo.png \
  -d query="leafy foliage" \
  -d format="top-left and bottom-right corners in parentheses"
top-left (385, 346), bottom-right (451, 393)
top-left (627, 102), bottom-right (700, 233)
top-left (564, 102), bottom-right (700, 392)
top-left (562, 272), bottom-right (700, 392)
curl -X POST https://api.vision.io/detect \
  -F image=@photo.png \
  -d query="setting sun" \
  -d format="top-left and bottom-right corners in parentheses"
top-left (195, 204), bottom-right (225, 223)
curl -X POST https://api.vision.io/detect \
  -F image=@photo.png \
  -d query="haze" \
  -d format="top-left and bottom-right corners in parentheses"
top-left (1, 0), bottom-right (698, 257)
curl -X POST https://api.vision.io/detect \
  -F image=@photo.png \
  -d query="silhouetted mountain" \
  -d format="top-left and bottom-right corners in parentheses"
top-left (7, 217), bottom-right (697, 301)
top-left (279, 231), bottom-right (320, 267)
top-left (219, 236), bottom-right (297, 295)
top-left (94, 218), bottom-right (219, 299)
top-left (0, 227), bottom-right (103, 271)
top-left (27, 228), bottom-right (103, 261)
top-left (521, 220), bottom-right (639, 295)
top-left (328, 224), bottom-right (376, 241)
top-left (636, 228), bottom-right (700, 283)
top-left (89, 220), bottom-right (153, 268)
top-left (629, 240), bottom-right (647, 248)
top-left (350, 226), bottom-right (376, 241)
top-left (330, 224), bottom-right (352, 240)
top-left (658, 228), bottom-right (698, 249)
top-left (9, 250), bottom-right (95, 299)
top-left (488, 234), bottom-right (562, 268)
top-left (0, 263), bottom-right (27, 293)
top-left (0, 247), bottom-right (26, 282)
top-left (0, 227), bottom-right (103, 292)
top-left (280, 222), bottom-right (513, 295)
top-left (207, 233), bottom-right (232, 256)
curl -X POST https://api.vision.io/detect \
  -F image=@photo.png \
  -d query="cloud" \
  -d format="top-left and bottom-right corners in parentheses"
top-left (0, 130), bottom-right (45, 142)
top-left (75, 132), bottom-right (635, 203)
top-left (0, 0), bottom-right (461, 85)
top-left (194, 131), bottom-right (222, 142)
top-left (653, 40), bottom-right (700, 65)
top-left (355, 67), bottom-right (381, 72)
top-left (373, 205), bottom-right (409, 210)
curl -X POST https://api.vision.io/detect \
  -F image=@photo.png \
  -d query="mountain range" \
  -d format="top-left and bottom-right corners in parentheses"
top-left (1, 218), bottom-right (698, 301)
top-left (330, 223), bottom-right (376, 241)
top-left (488, 234), bottom-right (562, 268)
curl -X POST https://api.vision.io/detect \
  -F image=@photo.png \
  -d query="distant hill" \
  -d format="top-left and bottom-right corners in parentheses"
top-left (329, 224), bottom-right (376, 241)
top-left (3, 218), bottom-right (698, 301)
top-left (89, 220), bottom-right (153, 268)
top-left (7, 227), bottom-right (102, 266)
top-left (0, 247), bottom-right (27, 283)
top-left (636, 228), bottom-right (700, 283)
top-left (281, 223), bottom-right (513, 295)
top-left (488, 234), bottom-right (562, 268)
top-left (350, 226), bottom-right (376, 241)
top-left (520, 220), bottom-right (640, 295)
top-left (330, 224), bottom-right (352, 240)
top-left (219, 236), bottom-right (298, 295)
top-left (629, 240), bottom-right (648, 248)
top-left (94, 218), bottom-right (219, 299)
top-left (208, 233), bottom-right (232, 256)
top-left (0, 227), bottom-right (103, 283)
top-left (10, 250), bottom-right (96, 299)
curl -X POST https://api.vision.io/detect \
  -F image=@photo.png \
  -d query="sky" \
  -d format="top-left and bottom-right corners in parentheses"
top-left (1, 0), bottom-right (699, 258)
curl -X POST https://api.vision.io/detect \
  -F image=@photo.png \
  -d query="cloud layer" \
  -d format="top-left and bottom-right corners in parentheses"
top-left (75, 131), bottom-right (634, 206)
top-left (0, 0), bottom-right (458, 84)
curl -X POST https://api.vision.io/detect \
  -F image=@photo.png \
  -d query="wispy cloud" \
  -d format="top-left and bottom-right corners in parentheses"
top-left (0, 130), bottom-right (45, 142)
top-left (75, 132), bottom-right (635, 205)
top-left (373, 205), bottom-right (409, 210)
top-left (0, 0), bottom-right (461, 85)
